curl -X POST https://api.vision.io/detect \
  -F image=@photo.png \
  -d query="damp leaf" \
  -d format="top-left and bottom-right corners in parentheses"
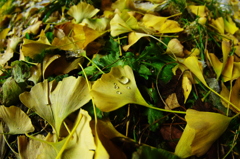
top-left (174, 109), bottom-right (231, 158)
top-left (91, 65), bottom-right (149, 112)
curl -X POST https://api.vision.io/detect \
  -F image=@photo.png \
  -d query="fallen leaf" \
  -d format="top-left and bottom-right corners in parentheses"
top-left (182, 72), bottom-right (192, 103)
top-left (165, 93), bottom-right (181, 110)
top-left (91, 65), bottom-right (149, 112)
top-left (182, 56), bottom-right (207, 86)
top-left (68, 2), bottom-right (99, 23)
top-left (110, 10), bottom-right (138, 37)
top-left (0, 106), bottom-right (34, 134)
top-left (19, 76), bottom-right (91, 137)
top-left (174, 109), bottom-right (231, 158)
top-left (21, 30), bottom-right (51, 58)
top-left (166, 39), bottom-right (184, 57)
top-left (188, 5), bottom-right (207, 17)
top-left (210, 17), bottom-right (224, 34)
top-left (123, 32), bottom-right (149, 51)
top-left (224, 16), bottom-right (239, 34)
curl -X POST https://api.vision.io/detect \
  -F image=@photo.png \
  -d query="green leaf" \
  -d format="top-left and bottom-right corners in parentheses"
top-left (145, 108), bottom-right (164, 131)
top-left (132, 145), bottom-right (180, 159)
top-left (11, 61), bottom-right (30, 83)
top-left (2, 77), bottom-right (24, 106)
top-left (138, 65), bottom-right (152, 80)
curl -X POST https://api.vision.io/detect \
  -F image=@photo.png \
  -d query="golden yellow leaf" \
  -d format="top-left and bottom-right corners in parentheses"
top-left (0, 28), bottom-right (10, 50)
top-left (207, 52), bottom-right (223, 79)
top-left (91, 119), bottom-right (128, 159)
top-left (110, 10), bottom-right (138, 37)
top-left (188, 5), bottom-right (207, 17)
top-left (224, 16), bottom-right (239, 34)
top-left (166, 38), bottom-right (184, 57)
top-left (123, 32), bottom-right (149, 51)
top-left (222, 56), bottom-right (234, 82)
top-left (182, 56), bottom-right (207, 86)
top-left (91, 65), bottom-right (149, 112)
top-left (175, 109), bottom-right (231, 158)
top-left (220, 79), bottom-right (240, 113)
top-left (141, 14), bottom-right (183, 34)
top-left (67, 2), bottom-right (99, 23)
top-left (182, 72), bottom-right (192, 103)
top-left (21, 30), bottom-right (51, 58)
top-left (52, 23), bottom-right (102, 50)
top-left (0, 106), bottom-right (34, 134)
top-left (19, 76), bottom-right (91, 136)
top-left (210, 17), bottom-right (224, 34)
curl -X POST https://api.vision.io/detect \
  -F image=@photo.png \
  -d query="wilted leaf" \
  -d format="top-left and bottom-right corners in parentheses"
top-left (0, 28), bottom-right (10, 50)
top-left (166, 39), bottom-right (184, 57)
top-left (2, 77), bottom-right (24, 106)
top-left (68, 2), bottom-right (99, 23)
top-left (19, 76), bottom-right (91, 136)
top-left (91, 65), bottom-right (149, 112)
top-left (0, 106), bottom-right (34, 134)
top-left (11, 61), bottom-right (30, 83)
top-left (165, 93), bottom-right (181, 110)
top-left (0, 122), bottom-right (7, 159)
top-left (174, 109), bottom-right (231, 158)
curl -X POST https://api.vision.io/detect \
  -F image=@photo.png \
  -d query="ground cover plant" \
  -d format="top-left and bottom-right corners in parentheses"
top-left (0, 0), bottom-right (240, 158)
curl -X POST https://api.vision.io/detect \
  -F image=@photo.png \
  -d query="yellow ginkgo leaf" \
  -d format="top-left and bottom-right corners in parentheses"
top-left (182, 56), bottom-right (207, 86)
top-left (175, 109), bottom-right (231, 158)
top-left (91, 119), bottom-right (128, 159)
top-left (0, 28), bottom-right (10, 50)
top-left (0, 106), bottom-right (35, 134)
top-left (220, 78), bottom-right (240, 113)
top-left (141, 14), bottom-right (183, 34)
top-left (91, 65), bottom-right (149, 112)
top-left (110, 10), bottom-right (138, 37)
top-left (232, 62), bottom-right (240, 79)
top-left (67, 2), bottom-right (99, 23)
top-left (123, 32), bottom-right (149, 51)
top-left (207, 52), bottom-right (223, 79)
top-left (21, 30), bottom-right (51, 58)
top-left (182, 71), bottom-right (192, 103)
top-left (230, 77), bottom-right (240, 112)
top-left (222, 56), bottom-right (234, 82)
top-left (210, 17), bottom-right (224, 34)
top-left (188, 5), bottom-right (207, 17)
top-left (19, 76), bottom-right (91, 137)
top-left (166, 38), bottom-right (184, 57)
top-left (224, 16), bottom-right (239, 34)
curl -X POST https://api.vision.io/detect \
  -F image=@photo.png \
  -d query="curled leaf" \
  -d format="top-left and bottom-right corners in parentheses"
top-left (175, 109), bottom-right (231, 158)
top-left (166, 39), bottom-right (184, 57)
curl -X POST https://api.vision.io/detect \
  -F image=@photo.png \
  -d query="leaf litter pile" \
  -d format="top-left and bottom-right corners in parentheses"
top-left (0, 0), bottom-right (240, 158)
